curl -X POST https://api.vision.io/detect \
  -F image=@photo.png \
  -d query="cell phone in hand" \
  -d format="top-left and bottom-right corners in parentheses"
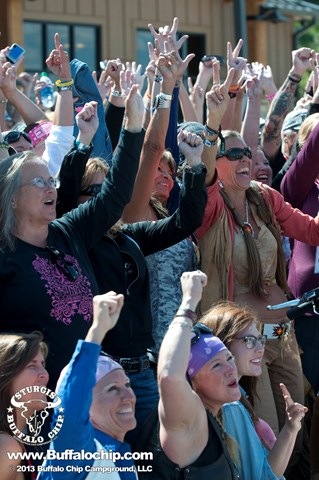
top-left (5, 43), bottom-right (26, 64)
top-left (201, 54), bottom-right (225, 65)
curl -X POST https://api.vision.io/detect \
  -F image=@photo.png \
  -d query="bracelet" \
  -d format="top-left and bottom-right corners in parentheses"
top-left (111, 89), bottom-right (124, 98)
top-left (0, 141), bottom-right (9, 149)
top-left (55, 79), bottom-right (74, 88)
top-left (204, 124), bottom-right (220, 136)
top-left (175, 308), bottom-right (197, 325)
top-left (169, 320), bottom-right (192, 330)
top-left (154, 74), bottom-right (163, 83)
top-left (265, 93), bottom-right (276, 101)
top-left (57, 84), bottom-right (73, 92)
top-left (154, 92), bottom-right (172, 109)
top-left (288, 75), bottom-right (301, 84)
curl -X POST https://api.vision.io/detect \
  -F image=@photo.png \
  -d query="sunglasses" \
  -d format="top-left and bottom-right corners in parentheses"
top-left (80, 184), bottom-right (102, 197)
top-left (216, 147), bottom-right (252, 161)
top-left (191, 323), bottom-right (213, 346)
top-left (47, 246), bottom-right (80, 281)
top-left (4, 130), bottom-right (32, 145)
top-left (235, 334), bottom-right (267, 349)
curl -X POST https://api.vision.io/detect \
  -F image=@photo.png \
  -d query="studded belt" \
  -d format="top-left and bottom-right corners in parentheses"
top-left (111, 355), bottom-right (150, 373)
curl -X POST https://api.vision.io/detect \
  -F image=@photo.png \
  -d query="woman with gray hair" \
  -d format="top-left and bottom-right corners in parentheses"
top-left (0, 89), bottom-right (144, 391)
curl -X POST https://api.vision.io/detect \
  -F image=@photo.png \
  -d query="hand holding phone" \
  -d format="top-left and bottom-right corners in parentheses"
top-left (5, 43), bottom-right (26, 64)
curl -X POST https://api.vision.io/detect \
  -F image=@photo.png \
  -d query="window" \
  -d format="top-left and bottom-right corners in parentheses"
top-left (23, 22), bottom-right (101, 75)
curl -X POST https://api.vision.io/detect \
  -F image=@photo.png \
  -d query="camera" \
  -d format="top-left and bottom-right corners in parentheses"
top-left (201, 54), bottom-right (225, 65)
top-left (5, 43), bottom-right (26, 64)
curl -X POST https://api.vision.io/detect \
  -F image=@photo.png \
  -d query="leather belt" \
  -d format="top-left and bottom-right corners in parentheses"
top-left (111, 355), bottom-right (150, 373)
top-left (262, 321), bottom-right (292, 340)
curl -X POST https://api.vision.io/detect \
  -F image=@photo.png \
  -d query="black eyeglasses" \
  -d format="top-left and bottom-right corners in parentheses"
top-left (46, 246), bottom-right (80, 281)
top-left (80, 184), bottom-right (102, 197)
top-left (3, 130), bottom-right (32, 145)
top-left (191, 323), bottom-right (213, 346)
top-left (235, 334), bottom-right (267, 349)
top-left (216, 147), bottom-right (252, 161)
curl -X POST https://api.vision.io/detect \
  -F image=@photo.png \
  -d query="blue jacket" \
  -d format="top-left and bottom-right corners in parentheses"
top-left (70, 58), bottom-right (113, 164)
top-left (37, 341), bottom-right (137, 480)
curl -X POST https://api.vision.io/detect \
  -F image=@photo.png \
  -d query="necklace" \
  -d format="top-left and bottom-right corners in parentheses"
top-left (243, 199), bottom-right (255, 237)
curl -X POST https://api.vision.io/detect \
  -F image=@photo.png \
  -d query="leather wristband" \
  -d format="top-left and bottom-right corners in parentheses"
top-left (175, 308), bottom-right (197, 324)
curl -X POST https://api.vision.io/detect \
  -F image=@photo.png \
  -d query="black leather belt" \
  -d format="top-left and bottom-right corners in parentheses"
top-left (111, 355), bottom-right (150, 373)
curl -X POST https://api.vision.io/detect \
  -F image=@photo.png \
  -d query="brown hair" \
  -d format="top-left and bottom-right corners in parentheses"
top-left (200, 301), bottom-right (261, 425)
top-left (80, 157), bottom-right (109, 192)
top-left (0, 332), bottom-right (48, 433)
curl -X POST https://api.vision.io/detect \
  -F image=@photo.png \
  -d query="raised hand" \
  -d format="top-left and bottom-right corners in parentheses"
top-left (125, 61), bottom-right (146, 92)
top-left (75, 100), bottom-right (99, 144)
top-left (206, 64), bottom-right (235, 125)
top-left (148, 17), bottom-right (188, 54)
top-left (227, 38), bottom-right (247, 85)
top-left (180, 270), bottom-right (207, 312)
top-left (46, 33), bottom-right (71, 81)
top-left (86, 291), bottom-right (125, 344)
top-left (177, 129), bottom-right (204, 166)
top-left (280, 382), bottom-right (308, 432)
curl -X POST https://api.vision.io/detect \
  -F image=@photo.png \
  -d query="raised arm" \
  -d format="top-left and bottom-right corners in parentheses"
top-left (261, 47), bottom-right (314, 163)
top-left (267, 383), bottom-right (307, 477)
top-left (121, 46), bottom-right (180, 222)
top-left (158, 270), bottom-right (208, 467)
top-left (203, 65), bottom-right (235, 186)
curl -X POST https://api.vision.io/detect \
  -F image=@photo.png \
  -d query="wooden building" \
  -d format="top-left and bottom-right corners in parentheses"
top-left (1, 0), bottom-right (319, 85)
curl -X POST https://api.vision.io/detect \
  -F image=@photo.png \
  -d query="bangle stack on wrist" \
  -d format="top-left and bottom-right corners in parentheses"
top-left (55, 79), bottom-right (74, 91)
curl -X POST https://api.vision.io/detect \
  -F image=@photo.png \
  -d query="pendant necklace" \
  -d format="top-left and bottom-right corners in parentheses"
top-left (243, 199), bottom-right (255, 237)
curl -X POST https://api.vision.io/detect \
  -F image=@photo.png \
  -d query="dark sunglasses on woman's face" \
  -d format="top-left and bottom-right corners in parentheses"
top-left (4, 130), bottom-right (32, 145)
top-left (79, 184), bottom-right (102, 197)
top-left (191, 323), bottom-right (214, 346)
top-left (216, 146), bottom-right (252, 161)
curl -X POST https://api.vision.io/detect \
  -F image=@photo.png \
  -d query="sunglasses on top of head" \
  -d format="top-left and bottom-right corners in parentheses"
top-left (216, 146), bottom-right (252, 161)
top-left (191, 323), bottom-right (213, 346)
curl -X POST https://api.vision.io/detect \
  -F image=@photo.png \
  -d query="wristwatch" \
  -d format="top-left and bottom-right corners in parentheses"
top-left (154, 93), bottom-right (172, 109)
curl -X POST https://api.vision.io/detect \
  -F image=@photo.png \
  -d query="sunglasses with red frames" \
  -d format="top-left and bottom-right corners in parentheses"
top-left (216, 147), bottom-right (252, 161)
